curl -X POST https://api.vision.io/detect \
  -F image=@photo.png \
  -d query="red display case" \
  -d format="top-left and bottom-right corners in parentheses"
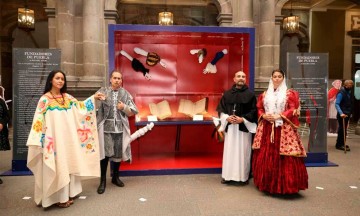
top-left (108, 25), bottom-right (255, 175)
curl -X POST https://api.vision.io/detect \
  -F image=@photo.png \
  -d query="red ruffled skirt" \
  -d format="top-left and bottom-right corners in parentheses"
top-left (252, 122), bottom-right (308, 194)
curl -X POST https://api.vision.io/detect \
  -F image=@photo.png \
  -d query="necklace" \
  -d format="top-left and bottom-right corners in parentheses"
top-left (49, 91), bottom-right (65, 105)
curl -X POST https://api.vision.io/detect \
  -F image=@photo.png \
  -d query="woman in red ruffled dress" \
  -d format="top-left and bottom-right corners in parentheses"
top-left (252, 69), bottom-right (308, 194)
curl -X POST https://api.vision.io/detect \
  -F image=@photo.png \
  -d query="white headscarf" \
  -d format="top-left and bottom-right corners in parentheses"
top-left (332, 79), bottom-right (342, 90)
top-left (263, 74), bottom-right (287, 127)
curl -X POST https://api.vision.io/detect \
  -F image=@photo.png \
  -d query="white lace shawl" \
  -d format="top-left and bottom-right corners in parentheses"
top-left (263, 76), bottom-right (288, 127)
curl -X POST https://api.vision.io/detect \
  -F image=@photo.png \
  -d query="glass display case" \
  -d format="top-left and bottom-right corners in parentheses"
top-left (134, 92), bottom-right (223, 124)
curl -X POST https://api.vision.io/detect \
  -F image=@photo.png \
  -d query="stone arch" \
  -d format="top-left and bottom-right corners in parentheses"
top-left (275, 0), bottom-right (289, 14)
top-left (212, 0), bottom-right (232, 26)
top-left (278, 0), bottom-right (310, 53)
top-left (211, 0), bottom-right (232, 14)
top-left (280, 23), bottom-right (309, 51)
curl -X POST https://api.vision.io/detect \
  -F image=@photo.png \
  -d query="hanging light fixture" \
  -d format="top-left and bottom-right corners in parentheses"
top-left (158, 0), bottom-right (173, 25)
top-left (283, 0), bottom-right (299, 34)
top-left (18, 0), bottom-right (35, 30)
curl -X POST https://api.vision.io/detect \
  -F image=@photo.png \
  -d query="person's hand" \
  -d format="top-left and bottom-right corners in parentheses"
top-left (340, 114), bottom-right (348, 118)
top-left (0, 123), bottom-right (3, 131)
top-left (263, 114), bottom-right (275, 122)
top-left (95, 92), bottom-right (105, 100)
top-left (227, 115), bottom-right (242, 124)
top-left (227, 115), bottom-right (234, 124)
top-left (273, 114), bottom-right (281, 120)
top-left (233, 116), bottom-right (244, 124)
top-left (117, 101), bottom-right (125, 110)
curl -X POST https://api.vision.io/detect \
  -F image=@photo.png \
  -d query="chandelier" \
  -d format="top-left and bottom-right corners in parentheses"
top-left (158, 11), bottom-right (173, 25)
top-left (282, 0), bottom-right (299, 34)
top-left (18, 1), bottom-right (35, 31)
top-left (158, 0), bottom-right (173, 25)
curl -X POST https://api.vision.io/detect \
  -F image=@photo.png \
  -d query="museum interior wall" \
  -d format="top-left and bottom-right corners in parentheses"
top-left (1, 0), bottom-right (360, 123)
top-left (311, 10), bottom-right (345, 80)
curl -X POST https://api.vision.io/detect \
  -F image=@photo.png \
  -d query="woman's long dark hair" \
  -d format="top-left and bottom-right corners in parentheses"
top-left (43, 70), bottom-right (67, 94)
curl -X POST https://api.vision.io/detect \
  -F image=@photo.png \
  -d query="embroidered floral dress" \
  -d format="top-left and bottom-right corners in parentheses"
top-left (252, 89), bottom-right (308, 194)
top-left (26, 93), bottom-right (100, 207)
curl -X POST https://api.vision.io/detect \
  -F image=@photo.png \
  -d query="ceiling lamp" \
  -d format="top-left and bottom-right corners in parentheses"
top-left (283, 0), bottom-right (299, 34)
top-left (18, 0), bottom-right (35, 31)
top-left (158, 0), bottom-right (173, 25)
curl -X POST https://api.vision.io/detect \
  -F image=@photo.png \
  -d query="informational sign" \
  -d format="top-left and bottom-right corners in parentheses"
top-left (355, 70), bottom-right (360, 100)
top-left (287, 53), bottom-right (328, 153)
top-left (12, 48), bottom-right (60, 169)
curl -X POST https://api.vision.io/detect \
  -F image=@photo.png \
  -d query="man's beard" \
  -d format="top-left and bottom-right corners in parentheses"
top-left (236, 81), bottom-right (245, 87)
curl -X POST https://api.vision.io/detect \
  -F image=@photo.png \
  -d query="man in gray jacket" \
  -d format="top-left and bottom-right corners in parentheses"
top-left (96, 70), bottom-right (138, 194)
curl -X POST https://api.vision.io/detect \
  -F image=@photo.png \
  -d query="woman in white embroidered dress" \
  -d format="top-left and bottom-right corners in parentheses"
top-left (27, 70), bottom-right (104, 208)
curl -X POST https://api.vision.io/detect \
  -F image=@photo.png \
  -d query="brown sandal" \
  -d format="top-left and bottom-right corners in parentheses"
top-left (56, 202), bottom-right (71, 208)
top-left (68, 198), bottom-right (74, 205)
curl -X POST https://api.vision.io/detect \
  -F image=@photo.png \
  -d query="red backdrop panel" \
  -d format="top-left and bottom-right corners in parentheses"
top-left (112, 29), bottom-right (251, 166)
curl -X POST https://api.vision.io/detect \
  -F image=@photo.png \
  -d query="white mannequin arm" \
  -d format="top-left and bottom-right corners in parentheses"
top-left (190, 49), bottom-right (201, 55)
top-left (120, 50), bottom-right (133, 61)
top-left (134, 47), bottom-right (148, 57)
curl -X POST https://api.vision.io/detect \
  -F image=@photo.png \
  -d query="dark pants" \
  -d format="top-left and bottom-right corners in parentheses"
top-left (335, 113), bottom-right (350, 148)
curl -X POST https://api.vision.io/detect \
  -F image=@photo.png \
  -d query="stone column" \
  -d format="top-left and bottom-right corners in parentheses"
top-left (258, 0), bottom-right (276, 80)
top-left (231, 0), bottom-right (253, 27)
top-left (104, 0), bottom-right (119, 86)
top-left (66, 0), bottom-right (104, 97)
top-left (274, 15), bottom-right (283, 70)
top-left (44, 7), bottom-right (56, 48)
top-left (82, 0), bottom-right (103, 78)
top-left (56, 0), bottom-right (75, 76)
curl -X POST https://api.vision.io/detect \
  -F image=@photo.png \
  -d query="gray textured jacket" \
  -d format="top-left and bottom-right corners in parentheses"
top-left (96, 87), bottom-right (138, 161)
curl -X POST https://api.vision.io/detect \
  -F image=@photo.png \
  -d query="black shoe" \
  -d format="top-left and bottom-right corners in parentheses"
top-left (241, 180), bottom-right (249, 185)
top-left (336, 146), bottom-right (350, 151)
top-left (97, 177), bottom-right (106, 194)
top-left (221, 179), bottom-right (230, 184)
top-left (112, 177), bottom-right (125, 187)
top-left (0, 178), bottom-right (2, 184)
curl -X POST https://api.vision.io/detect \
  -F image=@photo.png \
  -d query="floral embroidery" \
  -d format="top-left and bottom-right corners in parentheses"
top-left (46, 136), bottom-right (54, 154)
top-left (280, 124), bottom-right (306, 157)
top-left (40, 134), bottom-right (45, 148)
top-left (38, 100), bottom-right (46, 110)
top-left (86, 116), bottom-right (91, 121)
top-left (78, 121), bottom-right (96, 153)
top-left (77, 126), bottom-right (92, 143)
top-left (85, 100), bottom-right (94, 111)
top-left (33, 120), bottom-right (43, 132)
top-left (252, 121), bottom-right (264, 149)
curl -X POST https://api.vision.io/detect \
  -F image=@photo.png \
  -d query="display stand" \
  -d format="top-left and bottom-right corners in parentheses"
top-left (108, 25), bottom-right (255, 175)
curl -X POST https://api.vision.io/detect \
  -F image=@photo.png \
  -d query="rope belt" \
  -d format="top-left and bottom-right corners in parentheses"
top-left (270, 122), bottom-right (275, 143)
